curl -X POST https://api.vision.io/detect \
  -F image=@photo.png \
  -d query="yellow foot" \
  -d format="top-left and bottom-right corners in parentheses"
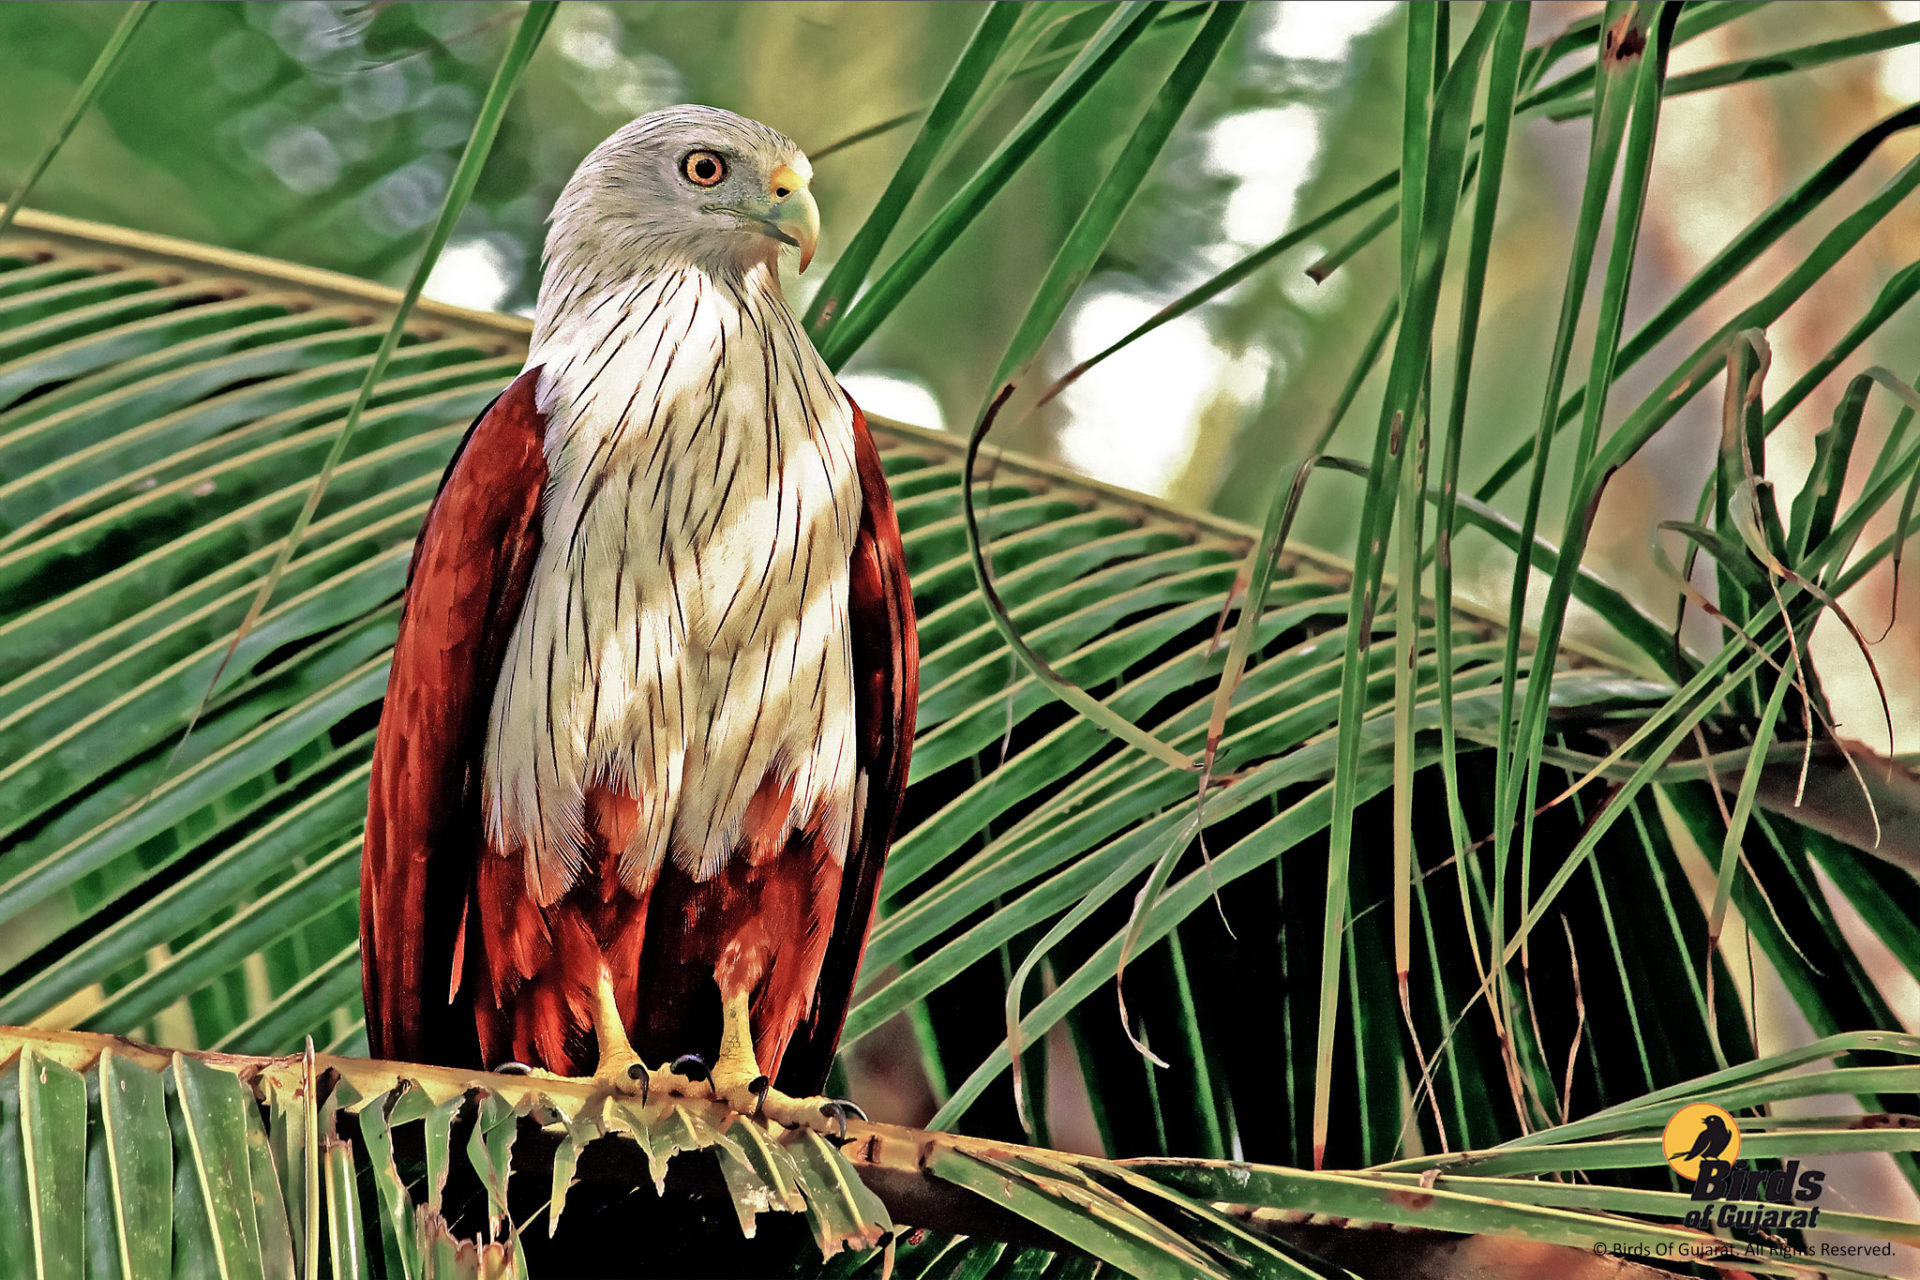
top-left (590, 1047), bottom-right (681, 1101)
top-left (706, 1064), bottom-right (867, 1137)
top-left (697, 990), bottom-right (868, 1136)
top-left (492, 1055), bottom-right (679, 1103)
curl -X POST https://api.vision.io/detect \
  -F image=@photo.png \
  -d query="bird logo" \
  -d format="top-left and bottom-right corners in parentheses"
top-left (1663, 1103), bottom-right (1741, 1180)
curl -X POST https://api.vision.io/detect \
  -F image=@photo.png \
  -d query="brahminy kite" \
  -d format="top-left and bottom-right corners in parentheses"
top-left (360, 106), bottom-right (917, 1130)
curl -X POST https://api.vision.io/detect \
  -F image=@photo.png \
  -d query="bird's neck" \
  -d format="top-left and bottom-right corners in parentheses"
top-left (531, 236), bottom-right (787, 352)
top-left (520, 248), bottom-right (850, 500)
top-left (526, 251), bottom-right (809, 427)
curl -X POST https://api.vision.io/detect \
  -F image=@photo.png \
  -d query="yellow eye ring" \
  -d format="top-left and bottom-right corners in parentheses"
top-left (682, 150), bottom-right (727, 187)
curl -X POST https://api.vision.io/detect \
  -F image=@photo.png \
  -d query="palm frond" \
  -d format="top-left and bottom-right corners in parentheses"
top-left (16, 1026), bottom-right (1917, 1278)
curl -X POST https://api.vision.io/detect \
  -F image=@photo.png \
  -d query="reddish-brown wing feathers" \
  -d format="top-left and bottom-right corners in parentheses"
top-left (361, 368), bottom-right (547, 1066)
top-left (774, 401), bottom-right (919, 1093)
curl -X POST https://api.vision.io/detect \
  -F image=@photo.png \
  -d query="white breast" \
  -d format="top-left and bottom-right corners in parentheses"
top-left (483, 264), bottom-right (862, 905)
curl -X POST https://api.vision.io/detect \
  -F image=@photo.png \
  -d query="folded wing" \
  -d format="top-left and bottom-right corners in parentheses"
top-left (361, 369), bottom-right (548, 1066)
top-left (774, 400), bottom-right (919, 1094)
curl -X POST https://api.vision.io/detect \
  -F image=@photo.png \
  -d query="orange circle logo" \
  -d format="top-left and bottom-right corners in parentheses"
top-left (1664, 1103), bottom-right (1740, 1181)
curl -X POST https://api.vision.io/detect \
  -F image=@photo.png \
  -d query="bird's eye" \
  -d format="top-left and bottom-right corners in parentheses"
top-left (682, 150), bottom-right (727, 187)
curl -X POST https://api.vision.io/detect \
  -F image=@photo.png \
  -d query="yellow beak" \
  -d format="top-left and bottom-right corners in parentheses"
top-left (766, 164), bottom-right (819, 273)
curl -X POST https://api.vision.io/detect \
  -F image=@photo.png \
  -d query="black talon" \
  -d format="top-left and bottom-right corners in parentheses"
top-left (820, 1099), bottom-right (867, 1141)
top-left (749, 1074), bottom-right (770, 1119)
top-left (493, 1061), bottom-right (534, 1075)
top-left (670, 1053), bottom-right (710, 1082)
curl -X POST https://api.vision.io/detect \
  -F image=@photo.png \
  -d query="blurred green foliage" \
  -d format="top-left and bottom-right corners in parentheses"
top-left (3, 0), bottom-right (1916, 646)
top-left (0, 2), bottom-right (1330, 499)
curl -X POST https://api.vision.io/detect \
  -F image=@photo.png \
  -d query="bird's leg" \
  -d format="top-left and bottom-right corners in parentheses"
top-left (706, 989), bottom-right (864, 1136)
top-left (586, 971), bottom-right (679, 1100)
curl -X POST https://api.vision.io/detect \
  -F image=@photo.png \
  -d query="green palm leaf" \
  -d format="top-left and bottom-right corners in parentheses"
top-left (16, 1026), bottom-right (1920, 1277)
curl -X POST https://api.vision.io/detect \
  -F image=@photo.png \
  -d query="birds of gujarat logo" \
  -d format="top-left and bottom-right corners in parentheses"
top-left (1664, 1103), bottom-right (1741, 1180)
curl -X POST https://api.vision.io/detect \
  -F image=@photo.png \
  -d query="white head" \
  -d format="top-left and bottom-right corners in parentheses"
top-left (539, 105), bottom-right (820, 314)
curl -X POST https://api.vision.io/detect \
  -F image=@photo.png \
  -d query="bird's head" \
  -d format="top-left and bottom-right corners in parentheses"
top-left (544, 105), bottom-right (820, 294)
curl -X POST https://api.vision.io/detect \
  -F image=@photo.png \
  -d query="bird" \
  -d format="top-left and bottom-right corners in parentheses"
top-left (359, 105), bottom-right (917, 1131)
top-left (1670, 1113), bottom-right (1734, 1164)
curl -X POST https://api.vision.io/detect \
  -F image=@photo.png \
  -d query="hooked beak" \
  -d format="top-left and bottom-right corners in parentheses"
top-left (760, 163), bottom-right (819, 273)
